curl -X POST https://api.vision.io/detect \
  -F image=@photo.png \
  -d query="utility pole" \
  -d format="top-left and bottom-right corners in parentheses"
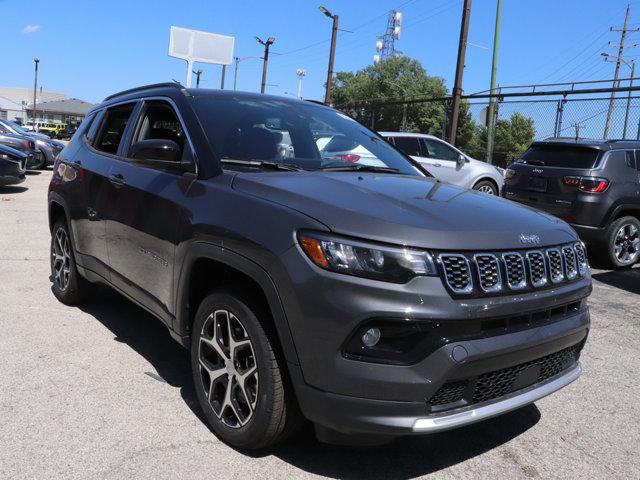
top-left (320, 6), bottom-right (339, 105)
top-left (623, 61), bottom-right (635, 138)
top-left (604, 5), bottom-right (639, 139)
top-left (485, 0), bottom-right (502, 163)
top-left (255, 36), bottom-right (275, 94)
top-left (221, 65), bottom-right (226, 90)
top-left (449, 0), bottom-right (472, 146)
top-left (32, 58), bottom-right (39, 124)
top-left (193, 69), bottom-right (203, 88)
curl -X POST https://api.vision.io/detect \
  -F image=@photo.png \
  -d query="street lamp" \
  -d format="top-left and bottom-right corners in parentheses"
top-left (296, 68), bottom-right (307, 98)
top-left (255, 36), bottom-right (275, 94)
top-left (192, 69), bottom-right (203, 88)
top-left (233, 56), bottom-right (261, 91)
top-left (32, 58), bottom-right (40, 125)
top-left (319, 6), bottom-right (339, 105)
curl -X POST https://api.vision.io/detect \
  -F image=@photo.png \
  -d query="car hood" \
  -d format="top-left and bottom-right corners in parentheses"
top-left (231, 172), bottom-right (577, 250)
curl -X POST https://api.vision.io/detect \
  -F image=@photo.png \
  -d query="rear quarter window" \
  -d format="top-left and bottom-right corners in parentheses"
top-left (519, 145), bottom-right (601, 169)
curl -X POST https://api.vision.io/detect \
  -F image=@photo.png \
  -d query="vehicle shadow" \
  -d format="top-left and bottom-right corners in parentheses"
top-left (592, 268), bottom-right (640, 294)
top-left (272, 405), bottom-right (540, 479)
top-left (76, 286), bottom-right (206, 424)
top-left (78, 286), bottom-right (541, 477)
top-left (0, 185), bottom-right (28, 194)
top-left (25, 170), bottom-right (42, 176)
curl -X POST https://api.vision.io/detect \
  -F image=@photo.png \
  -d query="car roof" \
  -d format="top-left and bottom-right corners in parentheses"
top-left (99, 83), bottom-right (332, 111)
top-left (533, 137), bottom-right (640, 151)
top-left (378, 131), bottom-right (443, 140)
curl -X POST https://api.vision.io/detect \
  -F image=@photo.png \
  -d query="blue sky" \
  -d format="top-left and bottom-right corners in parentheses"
top-left (2, 0), bottom-right (638, 104)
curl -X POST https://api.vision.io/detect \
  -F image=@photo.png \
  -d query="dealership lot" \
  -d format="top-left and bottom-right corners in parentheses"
top-left (0, 170), bottom-right (638, 480)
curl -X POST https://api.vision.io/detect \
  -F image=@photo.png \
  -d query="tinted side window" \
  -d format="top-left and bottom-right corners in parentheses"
top-left (94, 104), bottom-right (136, 155)
top-left (424, 139), bottom-right (459, 161)
top-left (79, 112), bottom-right (97, 141)
top-left (129, 100), bottom-right (186, 160)
top-left (625, 150), bottom-right (636, 169)
top-left (393, 136), bottom-right (422, 157)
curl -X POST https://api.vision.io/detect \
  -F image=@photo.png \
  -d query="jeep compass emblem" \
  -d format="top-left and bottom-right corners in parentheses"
top-left (532, 168), bottom-right (544, 174)
top-left (520, 233), bottom-right (541, 245)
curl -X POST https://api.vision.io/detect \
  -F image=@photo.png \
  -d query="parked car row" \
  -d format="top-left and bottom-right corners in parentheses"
top-left (0, 119), bottom-right (65, 171)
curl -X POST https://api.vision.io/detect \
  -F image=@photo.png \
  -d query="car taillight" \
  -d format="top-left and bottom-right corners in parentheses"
top-left (563, 176), bottom-right (609, 193)
top-left (23, 140), bottom-right (30, 149)
top-left (337, 153), bottom-right (360, 163)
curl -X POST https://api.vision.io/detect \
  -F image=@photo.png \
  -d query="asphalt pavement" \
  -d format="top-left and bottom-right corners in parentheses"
top-left (1, 169), bottom-right (638, 479)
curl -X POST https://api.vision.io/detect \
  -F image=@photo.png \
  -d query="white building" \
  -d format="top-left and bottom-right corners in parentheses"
top-left (0, 87), bottom-right (93, 124)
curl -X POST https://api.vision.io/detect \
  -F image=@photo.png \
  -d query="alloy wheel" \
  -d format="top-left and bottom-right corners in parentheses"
top-left (198, 309), bottom-right (259, 428)
top-left (614, 223), bottom-right (640, 265)
top-left (52, 227), bottom-right (71, 291)
top-left (477, 184), bottom-right (496, 195)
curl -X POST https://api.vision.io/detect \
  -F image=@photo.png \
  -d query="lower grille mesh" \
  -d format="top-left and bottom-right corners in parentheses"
top-left (429, 343), bottom-right (582, 409)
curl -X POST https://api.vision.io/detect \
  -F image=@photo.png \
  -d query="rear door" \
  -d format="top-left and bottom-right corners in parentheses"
top-left (103, 98), bottom-right (195, 323)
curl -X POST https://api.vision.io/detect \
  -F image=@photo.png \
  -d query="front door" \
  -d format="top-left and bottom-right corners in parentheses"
top-left (103, 99), bottom-right (194, 322)
top-left (421, 138), bottom-right (465, 185)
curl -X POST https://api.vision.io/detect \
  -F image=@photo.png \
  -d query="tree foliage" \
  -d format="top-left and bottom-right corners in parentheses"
top-left (331, 56), bottom-right (474, 149)
top-left (331, 56), bottom-right (534, 165)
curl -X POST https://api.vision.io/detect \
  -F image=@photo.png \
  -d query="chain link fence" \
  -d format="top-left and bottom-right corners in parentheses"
top-left (335, 87), bottom-right (640, 168)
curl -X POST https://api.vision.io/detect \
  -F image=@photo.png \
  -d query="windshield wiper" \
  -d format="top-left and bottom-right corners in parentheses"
top-left (220, 158), bottom-right (302, 171)
top-left (319, 164), bottom-right (400, 174)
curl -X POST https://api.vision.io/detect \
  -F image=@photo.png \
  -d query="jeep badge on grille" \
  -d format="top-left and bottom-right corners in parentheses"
top-left (519, 233), bottom-right (541, 245)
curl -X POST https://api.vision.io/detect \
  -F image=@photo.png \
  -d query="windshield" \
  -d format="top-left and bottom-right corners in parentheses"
top-left (518, 145), bottom-right (602, 169)
top-left (0, 120), bottom-right (26, 134)
top-left (191, 95), bottom-right (425, 176)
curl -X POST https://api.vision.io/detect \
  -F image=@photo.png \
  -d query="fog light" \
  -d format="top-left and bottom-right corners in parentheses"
top-left (362, 328), bottom-right (381, 347)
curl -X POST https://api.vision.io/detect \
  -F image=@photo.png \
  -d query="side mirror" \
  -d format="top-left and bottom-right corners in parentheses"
top-left (130, 139), bottom-right (181, 163)
top-left (457, 153), bottom-right (466, 168)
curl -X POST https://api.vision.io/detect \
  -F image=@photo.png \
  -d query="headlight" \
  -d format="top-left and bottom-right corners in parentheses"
top-left (495, 166), bottom-right (505, 176)
top-left (297, 231), bottom-right (437, 283)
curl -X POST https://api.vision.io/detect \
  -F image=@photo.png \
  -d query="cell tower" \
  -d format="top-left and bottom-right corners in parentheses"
top-left (374, 10), bottom-right (403, 64)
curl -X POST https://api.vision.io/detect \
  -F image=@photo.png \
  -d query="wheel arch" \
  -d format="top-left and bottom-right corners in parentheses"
top-left (48, 196), bottom-right (68, 232)
top-left (174, 242), bottom-right (301, 367)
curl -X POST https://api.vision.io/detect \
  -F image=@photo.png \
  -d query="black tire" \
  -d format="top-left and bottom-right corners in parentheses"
top-left (50, 218), bottom-right (90, 304)
top-left (473, 179), bottom-right (498, 195)
top-left (599, 216), bottom-right (640, 269)
top-left (190, 290), bottom-right (302, 450)
top-left (34, 151), bottom-right (46, 170)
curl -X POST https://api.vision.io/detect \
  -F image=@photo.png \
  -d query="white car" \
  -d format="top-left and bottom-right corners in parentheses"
top-left (379, 132), bottom-right (505, 195)
top-left (316, 134), bottom-right (386, 167)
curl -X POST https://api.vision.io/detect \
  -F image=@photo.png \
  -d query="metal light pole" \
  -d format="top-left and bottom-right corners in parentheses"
top-left (255, 36), bottom-right (275, 94)
top-left (320, 6), bottom-right (339, 105)
top-left (296, 68), bottom-right (307, 98)
top-left (449, 0), bottom-right (473, 146)
top-left (233, 56), bottom-right (261, 91)
top-left (193, 69), bottom-right (203, 88)
top-left (485, 0), bottom-right (502, 164)
top-left (32, 58), bottom-right (40, 124)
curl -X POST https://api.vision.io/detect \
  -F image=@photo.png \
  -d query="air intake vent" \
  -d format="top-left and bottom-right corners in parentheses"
top-left (526, 251), bottom-right (547, 287)
top-left (440, 254), bottom-right (472, 293)
top-left (502, 252), bottom-right (526, 290)
top-left (474, 254), bottom-right (502, 292)
top-left (562, 246), bottom-right (578, 280)
top-left (546, 248), bottom-right (565, 283)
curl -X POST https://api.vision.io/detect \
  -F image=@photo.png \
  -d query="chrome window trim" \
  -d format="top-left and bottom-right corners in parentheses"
top-left (526, 250), bottom-right (548, 288)
top-left (439, 254), bottom-right (474, 294)
top-left (473, 253), bottom-right (503, 293)
top-left (546, 248), bottom-right (565, 284)
top-left (501, 252), bottom-right (527, 290)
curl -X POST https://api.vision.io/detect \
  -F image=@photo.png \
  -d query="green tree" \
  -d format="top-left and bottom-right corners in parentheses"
top-left (331, 56), bottom-right (474, 150)
top-left (467, 113), bottom-right (535, 166)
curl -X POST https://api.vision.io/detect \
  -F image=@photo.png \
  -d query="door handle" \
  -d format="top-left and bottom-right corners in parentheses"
top-left (109, 173), bottom-right (126, 188)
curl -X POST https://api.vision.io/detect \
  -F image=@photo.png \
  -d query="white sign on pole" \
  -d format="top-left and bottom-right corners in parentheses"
top-left (168, 26), bottom-right (235, 87)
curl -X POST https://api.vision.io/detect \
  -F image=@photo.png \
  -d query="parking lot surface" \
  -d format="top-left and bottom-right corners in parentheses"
top-left (1, 170), bottom-right (639, 480)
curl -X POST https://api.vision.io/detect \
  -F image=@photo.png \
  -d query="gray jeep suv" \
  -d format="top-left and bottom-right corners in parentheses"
top-left (48, 84), bottom-right (591, 449)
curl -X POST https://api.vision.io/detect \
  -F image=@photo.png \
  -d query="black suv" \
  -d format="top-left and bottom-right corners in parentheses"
top-left (504, 138), bottom-right (640, 269)
top-left (48, 84), bottom-right (591, 449)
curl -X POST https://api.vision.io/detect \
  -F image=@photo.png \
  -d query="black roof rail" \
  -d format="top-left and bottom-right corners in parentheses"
top-left (104, 82), bottom-right (184, 101)
top-left (305, 99), bottom-right (329, 106)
